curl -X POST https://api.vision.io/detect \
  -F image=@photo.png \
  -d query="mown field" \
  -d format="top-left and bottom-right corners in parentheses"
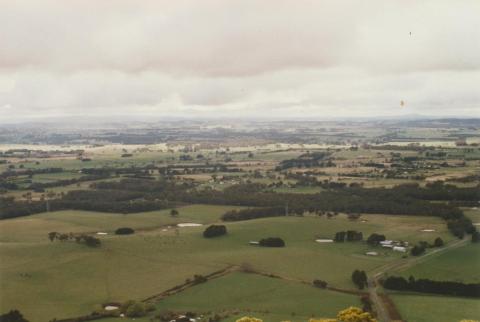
top-left (0, 205), bottom-right (455, 322)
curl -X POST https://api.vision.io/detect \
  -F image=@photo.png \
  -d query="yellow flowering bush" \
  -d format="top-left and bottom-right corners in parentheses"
top-left (236, 317), bottom-right (263, 322)
top-left (238, 307), bottom-right (377, 322)
top-left (336, 307), bottom-right (377, 322)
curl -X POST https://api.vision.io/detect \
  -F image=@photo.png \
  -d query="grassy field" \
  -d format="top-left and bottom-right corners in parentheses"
top-left (0, 208), bottom-right (455, 322)
top-left (97, 272), bottom-right (362, 322)
top-left (398, 243), bottom-right (480, 283)
top-left (390, 293), bottom-right (480, 322)
top-left (154, 272), bottom-right (360, 322)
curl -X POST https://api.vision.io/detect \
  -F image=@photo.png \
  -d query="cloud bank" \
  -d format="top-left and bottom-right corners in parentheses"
top-left (1, 0), bottom-right (479, 121)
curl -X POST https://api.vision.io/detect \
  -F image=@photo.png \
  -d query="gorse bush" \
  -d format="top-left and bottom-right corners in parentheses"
top-left (236, 307), bottom-right (377, 322)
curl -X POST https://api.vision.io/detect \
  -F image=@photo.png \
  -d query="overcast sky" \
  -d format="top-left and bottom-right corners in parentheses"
top-left (0, 0), bottom-right (479, 122)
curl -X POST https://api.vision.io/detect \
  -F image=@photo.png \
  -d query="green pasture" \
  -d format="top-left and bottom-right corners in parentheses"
top-left (399, 243), bottom-right (480, 283)
top-left (155, 272), bottom-right (360, 322)
top-left (0, 209), bottom-right (455, 321)
top-left (390, 293), bottom-right (480, 322)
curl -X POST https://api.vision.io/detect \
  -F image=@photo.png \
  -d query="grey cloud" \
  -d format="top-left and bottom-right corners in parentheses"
top-left (0, 0), bottom-right (479, 121)
top-left (2, 0), bottom-right (479, 76)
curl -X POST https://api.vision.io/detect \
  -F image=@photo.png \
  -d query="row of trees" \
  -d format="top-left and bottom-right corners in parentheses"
top-left (221, 207), bottom-right (285, 221)
top-left (48, 232), bottom-right (101, 247)
top-left (275, 152), bottom-right (331, 170)
top-left (410, 238), bottom-right (444, 256)
top-left (334, 230), bottom-right (363, 242)
top-left (2, 178), bottom-right (477, 241)
top-left (383, 276), bottom-right (480, 297)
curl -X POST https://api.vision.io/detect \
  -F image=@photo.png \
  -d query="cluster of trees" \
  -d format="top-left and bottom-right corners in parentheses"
top-left (334, 230), bottom-right (363, 242)
top-left (0, 310), bottom-right (29, 322)
top-left (366, 233), bottom-right (386, 245)
top-left (2, 177), bottom-right (477, 241)
top-left (259, 237), bottom-right (285, 247)
top-left (203, 225), bottom-right (227, 238)
top-left (0, 197), bottom-right (47, 219)
top-left (351, 270), bottom-right (368, 289)
top-left (410, 244), bottom-right (426, 256)
top-left (48, 232), bottom-right (101, 247)
top-left (410, 238), bottom-right (444, 256)
top-left (118, 300), bottom-right (155, 318)
top-left (383, 276), bottom-right (480, 298)
top-left (93, 178), bottom-right (187, 194)
top-left (28, 174), bottom-right (109, 192)
top-left (183, 183), bottom-right (469, 228)
top-left (0, 167), bottom-right (63, 180)
top-left (275, 152), bottom-right (332, 170)
top-left (115, 227), bottom-right (135, 235)
top-left (447, 216), bottom-right (476, 239)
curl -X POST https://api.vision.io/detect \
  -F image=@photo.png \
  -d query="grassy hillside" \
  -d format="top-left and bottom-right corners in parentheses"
top-left (0, 208), bottom-right (455, 321)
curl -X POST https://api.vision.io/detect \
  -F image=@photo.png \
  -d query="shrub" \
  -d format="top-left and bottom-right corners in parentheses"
top-left (313, 279), bottom-right (328, 288)
top-left (122, 301), bottom-right (147, 317)
top-left (259, 237), bottom-right (285, 247)
top-left (115, 227), bottom-right (135, 235)
top-left (410, 244), bottom-right (426, 256)
top-left (434, 237), bottom-right (444, 247)
top-left (192, 274), bottom-right (207, 284)
top-left (203, 225), bottom-right (227, 238)
top-left (236, 317), bottom-right (263, 322)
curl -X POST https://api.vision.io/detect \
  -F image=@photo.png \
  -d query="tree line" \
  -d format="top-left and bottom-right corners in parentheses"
top-left (1, 178), bottom-right (477, 240)
top-left (383, 276), bottom-right (480, 298)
